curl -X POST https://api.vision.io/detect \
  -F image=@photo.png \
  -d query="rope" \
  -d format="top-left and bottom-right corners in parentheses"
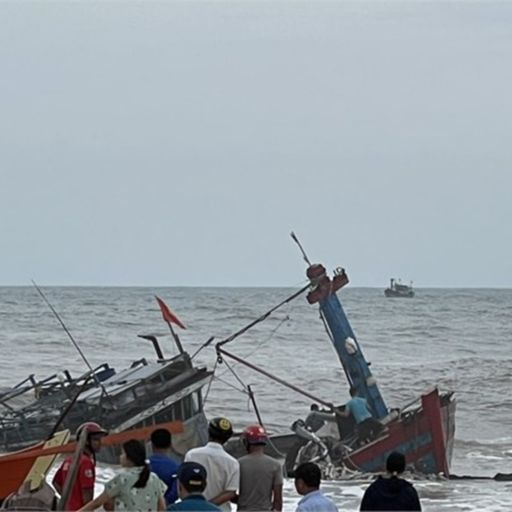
top-left (221, 358), bottom-right (249, 393)
top-left (204, 359), bottom-right (250, 406)
top-left (210, 350), bottom-right (287, 458)
top-left (211, 375), bottom-right (249, 396)
top-left (216, 282), bottom-right (309, 348)
top-left (216, 314), bottom-right (291, 379)
top-left (202, 359), bottom-right (219, 405)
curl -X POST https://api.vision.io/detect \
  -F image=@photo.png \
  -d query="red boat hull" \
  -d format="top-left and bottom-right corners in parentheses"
top-left (343, 388), bottom-right (455, 475)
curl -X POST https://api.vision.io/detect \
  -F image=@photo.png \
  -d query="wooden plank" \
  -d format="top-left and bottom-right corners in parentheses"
top-left (57, 429), bottom-right (88, 510)
top-left (25, 430), bottom-right (70, 491)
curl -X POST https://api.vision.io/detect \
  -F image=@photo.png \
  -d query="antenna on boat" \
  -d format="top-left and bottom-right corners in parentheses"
top-left (290, 231), bottom-right (312, 266)
top-left (31, 280), bottom-right (110, 396)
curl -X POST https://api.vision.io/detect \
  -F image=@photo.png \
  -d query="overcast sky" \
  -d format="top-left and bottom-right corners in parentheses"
top-left (1, 1), bottom-right (511, 287)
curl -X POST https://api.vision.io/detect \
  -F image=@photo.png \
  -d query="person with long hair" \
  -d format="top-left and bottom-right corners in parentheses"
top-left (78, 439), bottom-right (166, 511)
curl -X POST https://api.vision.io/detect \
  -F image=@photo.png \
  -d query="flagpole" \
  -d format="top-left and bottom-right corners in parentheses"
top-left (167, 321), bottom-right (185, 355)
top-left (155, 296), bottom-right (187, 356)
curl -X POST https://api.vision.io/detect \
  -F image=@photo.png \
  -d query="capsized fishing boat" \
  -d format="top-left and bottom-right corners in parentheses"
top-left (221, 236), bottom-right (455, 476)
top-left (385, 278), bottom-right (415, 298)
top-left (0, 297), bottom-right (212, 464)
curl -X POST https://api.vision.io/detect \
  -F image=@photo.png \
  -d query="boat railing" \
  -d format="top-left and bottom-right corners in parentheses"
top-left (0, 364), bottom-right (116, 417)
top-left (0, 373), bottom-right (60, 405)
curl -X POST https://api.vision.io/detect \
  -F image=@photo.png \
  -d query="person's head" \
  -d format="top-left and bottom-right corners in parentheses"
top-left (293, 462), bottom-right (321, 496)
top-left (310, 404), bottom-right (319, 412)
top-left (177, 462), bottom-right (207, 498)
top-left (241, 424), bottom-right (268, 453)
top-left (121, 440), bottom-right (150, 488)
top-left (75, 422), bottom-right (107, 455)
top-left (386, 451), bottom-right (406, 476)
top-left (349, 387), bottom-right (358, 397)
top-left (151, 428), bottom-right (172, 451)
top-left (208, 417), bottom-right (233, 444)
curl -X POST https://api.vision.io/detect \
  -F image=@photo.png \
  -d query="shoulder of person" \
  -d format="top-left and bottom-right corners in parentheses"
top-left (261, 454), bottom-right (282, 466)
top-left (185, 446), bottom-right (203, 458)
top-left (403, 479), bottom-right (419, 491)
top-left (221, 449), bottom-right (239, 464)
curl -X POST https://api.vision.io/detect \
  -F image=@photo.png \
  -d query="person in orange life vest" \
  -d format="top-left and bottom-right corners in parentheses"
top-left (52, 422), bottom-right (107, 511)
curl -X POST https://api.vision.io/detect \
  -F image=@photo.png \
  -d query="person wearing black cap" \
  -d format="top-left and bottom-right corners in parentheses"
top-left (168, 462), bottom-right (220, 511)
top-left (360, 451), bottom-right (421, 511)
top-left (184, 417), bottom-right (239, 512)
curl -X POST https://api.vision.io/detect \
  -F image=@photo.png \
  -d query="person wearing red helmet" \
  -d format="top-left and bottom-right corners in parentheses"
top-left (52, 422), bottom-right (107, 511)
top-left (237, 424), bottom-right (283, 511)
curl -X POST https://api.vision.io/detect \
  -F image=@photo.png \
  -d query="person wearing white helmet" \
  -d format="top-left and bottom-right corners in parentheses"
top-left (184, 417), bottom-right (239, 512)
top-left (52, 422), bottom-right (107, 511)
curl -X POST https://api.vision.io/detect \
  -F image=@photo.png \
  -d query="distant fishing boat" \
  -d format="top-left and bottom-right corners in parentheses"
top-left (385, 278), bottom-right (415, 298)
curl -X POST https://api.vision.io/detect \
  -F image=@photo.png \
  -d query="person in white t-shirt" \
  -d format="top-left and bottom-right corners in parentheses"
top-left (185, 417), bottom-right (239, 512)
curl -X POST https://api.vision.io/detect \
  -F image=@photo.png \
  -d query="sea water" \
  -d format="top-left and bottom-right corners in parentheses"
top-left (1, 286), bottom-right (511, 511)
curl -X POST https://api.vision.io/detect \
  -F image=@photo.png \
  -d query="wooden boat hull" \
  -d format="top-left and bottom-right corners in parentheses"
top-left (225, 432), bottom-right (298, 460)
top-left (0, 421), bottom-right (184, 501)
top-left (0, 442), bottom-right (45, 504)
top-left (343, 389), bottom-right (455, 475)
top-left (257, 389), bottom-right (455, 477)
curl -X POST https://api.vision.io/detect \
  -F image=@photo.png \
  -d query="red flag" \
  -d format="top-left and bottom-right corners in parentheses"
top-left (155, 296), bottom-right (186, 329)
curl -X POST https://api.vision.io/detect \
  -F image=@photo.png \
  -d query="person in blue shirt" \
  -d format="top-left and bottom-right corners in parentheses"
top-left (150, 428), bottom-right (180, 505)
top-left (341, 387), bottom-right (384, 446)
top-left (293, 462), bottom-right (338, 512)
top-left (168, 462), bottom-right (220, 511)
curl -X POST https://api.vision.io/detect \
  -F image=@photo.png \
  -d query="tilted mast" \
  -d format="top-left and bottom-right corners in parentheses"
top-left (305, 263), bottom-right (388, 419)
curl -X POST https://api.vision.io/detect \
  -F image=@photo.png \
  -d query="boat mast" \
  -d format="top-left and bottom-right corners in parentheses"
top-left (291, 234), bottom-right (388, 419)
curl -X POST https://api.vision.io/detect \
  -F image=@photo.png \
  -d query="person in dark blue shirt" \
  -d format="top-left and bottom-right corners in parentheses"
top-left (149, 428), bottom-right (180, 505)
top-left (168, 462), bottom-right (220, 511)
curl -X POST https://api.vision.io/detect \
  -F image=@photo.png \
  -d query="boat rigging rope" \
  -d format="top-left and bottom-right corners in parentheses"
top-left (203, 358), bottom-right (252, 405)
top-left (319, 310), bottom-right (336, 344)
top-left (215, 314), bottom-right (291, 379)
top-left (216, 282), bottom-right (310, 348)
top-left (211, 375), bottom-right (249, 396)
top-left (202, 359), bottom-right (219, 405)
top-left (205, 345), bottom-right (288, 458)
top-left (218, 358), bottom-right (249, 394)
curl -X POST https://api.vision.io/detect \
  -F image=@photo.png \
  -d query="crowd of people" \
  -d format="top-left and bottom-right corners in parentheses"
top-left (48, 418), bottom-right (421, 512)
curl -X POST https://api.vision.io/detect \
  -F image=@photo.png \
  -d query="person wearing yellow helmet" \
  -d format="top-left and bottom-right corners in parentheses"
top-left (184, 417), bottom-right (239, 512)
